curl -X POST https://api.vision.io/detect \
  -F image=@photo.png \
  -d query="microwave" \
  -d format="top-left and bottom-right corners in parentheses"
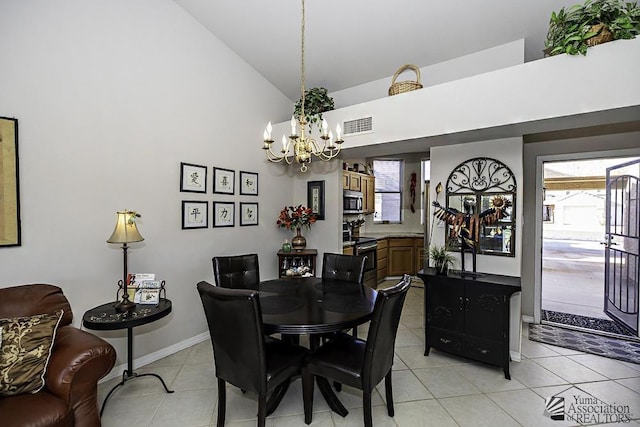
top-left (343, 190), bottom-right (363, 214)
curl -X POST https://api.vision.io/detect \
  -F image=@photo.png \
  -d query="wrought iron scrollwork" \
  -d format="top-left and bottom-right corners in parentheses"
top-left (447, 158), bottom-right (516, 194)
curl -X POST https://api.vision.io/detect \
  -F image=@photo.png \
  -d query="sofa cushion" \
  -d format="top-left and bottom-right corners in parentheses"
top-left (0, 310), bottom-right (63, 396)
top-left (0, 388), bottom-right (74, 427)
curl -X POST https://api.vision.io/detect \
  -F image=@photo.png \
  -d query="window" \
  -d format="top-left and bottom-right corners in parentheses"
top-left (373, 159), bottom-right (403, 223)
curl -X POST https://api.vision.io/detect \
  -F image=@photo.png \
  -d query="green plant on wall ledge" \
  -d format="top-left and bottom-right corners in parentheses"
top-left (293, 87), bottom-right (335, 133)
top-left (544, 0), bottom-right (640, 56)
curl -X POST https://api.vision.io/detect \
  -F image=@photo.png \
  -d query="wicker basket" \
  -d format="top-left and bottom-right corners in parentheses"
top-left (586, 23), bottom-right (614, 47)
top-left (388, 64), bottom-right (423, 96)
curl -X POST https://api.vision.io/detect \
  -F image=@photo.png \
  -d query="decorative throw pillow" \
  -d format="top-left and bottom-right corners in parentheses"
top-left (0, 310), bottom-right (63, 396)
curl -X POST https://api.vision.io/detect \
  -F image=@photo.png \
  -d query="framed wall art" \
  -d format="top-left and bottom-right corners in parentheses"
top-left (182, 201), bottom-right (208, 229)
top-left (213, 201), bottom-right (235, 227)
top-left (213, 167), bottom-right (235, 194)
top-left (307, 180), bottom-right (325, 220)
top-left (180, 162), bottom-right (207, 193)
top-left (0, 117), bottom-right (20, 247)
top-left (239, 171), bottom-right (258, 196)
top-left (240, 202), bottom-right (259, 226)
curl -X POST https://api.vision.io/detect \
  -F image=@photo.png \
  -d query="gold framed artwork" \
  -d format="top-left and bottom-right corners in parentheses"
top-left (0, 117), bottom-right (20, 247)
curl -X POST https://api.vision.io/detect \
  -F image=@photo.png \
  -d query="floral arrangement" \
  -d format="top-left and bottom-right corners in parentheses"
top-left (276, 205), bottom-right (317, 230)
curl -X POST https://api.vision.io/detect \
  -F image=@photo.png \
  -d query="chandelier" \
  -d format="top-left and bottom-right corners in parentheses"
top-left (262, 0), bottom-right (343, 173)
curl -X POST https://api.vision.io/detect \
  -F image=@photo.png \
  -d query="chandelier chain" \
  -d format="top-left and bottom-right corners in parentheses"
top-left (300, 0), bottom-right (305, 120)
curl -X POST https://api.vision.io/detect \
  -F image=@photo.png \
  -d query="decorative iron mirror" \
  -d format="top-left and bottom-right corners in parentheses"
top-left (434, 157), bottom-right (516, 259)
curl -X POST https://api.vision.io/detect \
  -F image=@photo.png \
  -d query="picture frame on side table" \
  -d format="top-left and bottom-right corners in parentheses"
top-left (180, 162), bottom-right (207, 193)
top-left (182, 201), bottom-right (208, 229)
top-left (239, 171), bottom-right (259, 196)
top-left (307, 180), bottom-right (325, 220)
top-left (0, 117), bottom-right (20, 247)
top-left (240, 202), bottom-right (258, 226)
top-left (213, 201), bottom-right (235, 227)
top-left (213, 167), bottom-right (235, 194)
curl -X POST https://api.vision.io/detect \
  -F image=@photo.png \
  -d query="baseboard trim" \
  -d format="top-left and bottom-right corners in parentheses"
top-left (510, 350), bottom-right (522, 362)
top-left (100, 331), bottom-right (210, 383)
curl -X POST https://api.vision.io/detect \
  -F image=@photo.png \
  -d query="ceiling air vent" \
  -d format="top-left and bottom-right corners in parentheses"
top-left (343, 116), bottom-right (373, 135)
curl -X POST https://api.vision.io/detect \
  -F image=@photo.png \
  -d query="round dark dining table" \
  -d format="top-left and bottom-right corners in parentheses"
top-left (258, 276), bottom-right (378, 417)
top-left (258, 277), bottom-right (377, 336)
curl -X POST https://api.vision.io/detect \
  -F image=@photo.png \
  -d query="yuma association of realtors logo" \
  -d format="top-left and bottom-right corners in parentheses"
top-left (544, 387), bottom-right (633, 424)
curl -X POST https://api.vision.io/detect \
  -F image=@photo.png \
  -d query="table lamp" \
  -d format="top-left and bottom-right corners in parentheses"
top-left (107, 210), bottom-right (144, 312)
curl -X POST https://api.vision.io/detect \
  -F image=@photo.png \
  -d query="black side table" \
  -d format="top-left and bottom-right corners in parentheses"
top-left (83, 299), bottom-right (174, 415)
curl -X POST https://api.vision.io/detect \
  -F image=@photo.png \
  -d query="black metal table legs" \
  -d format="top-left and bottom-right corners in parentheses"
top-left (100, 327), bottom-right (174, 416)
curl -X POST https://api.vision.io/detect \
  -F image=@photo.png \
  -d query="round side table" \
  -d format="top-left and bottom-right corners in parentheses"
top-left (83, 299), bottom-right (174, 416)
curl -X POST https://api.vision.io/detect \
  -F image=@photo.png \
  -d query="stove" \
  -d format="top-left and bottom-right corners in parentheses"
top-left (353, 237), bottom-right (377, 288)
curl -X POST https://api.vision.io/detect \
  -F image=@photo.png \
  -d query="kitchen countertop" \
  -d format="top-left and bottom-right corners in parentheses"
top-left (343, 232), bottom-right (424, 247)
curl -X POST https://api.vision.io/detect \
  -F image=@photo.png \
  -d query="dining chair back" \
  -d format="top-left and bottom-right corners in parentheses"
top-left (321, 252), bottom-right (366, 284)
top-left (196, 281), bottom-right (307, 427)
top-left (212, 253), bottom-right (260, 289)
top-left (302, 274), bottom-right (412, 427)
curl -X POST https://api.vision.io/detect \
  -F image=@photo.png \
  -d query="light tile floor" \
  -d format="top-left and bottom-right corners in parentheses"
top-left (98, 284), bottom-right (640, 427)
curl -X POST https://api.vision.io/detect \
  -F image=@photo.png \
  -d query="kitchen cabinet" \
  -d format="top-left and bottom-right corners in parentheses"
top-left (417, 268), bottom-right (521, 379)
top-left (388, 238), bottom-right (416, 276)
top-left (342, 171), bottom-right (375, 202)
top-left (376, 238), bottom-right (388, 282)
top-left (349, 172), bottom-right (361, 191)
top-left (361, 175), bottom-right (376, 214)
top-left (414, 237), bottom-right (424, 273)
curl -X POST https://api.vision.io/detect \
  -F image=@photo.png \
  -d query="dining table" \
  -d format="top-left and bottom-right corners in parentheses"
top-left (258, 276), bottom-right (378, 417)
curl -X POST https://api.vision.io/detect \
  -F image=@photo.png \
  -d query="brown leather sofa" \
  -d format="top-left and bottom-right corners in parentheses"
top-left (0, 284), bottom-right (116, 427)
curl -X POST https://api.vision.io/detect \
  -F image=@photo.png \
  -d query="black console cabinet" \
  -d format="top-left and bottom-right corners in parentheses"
top-left (417, 268), bottom-right (521, 379)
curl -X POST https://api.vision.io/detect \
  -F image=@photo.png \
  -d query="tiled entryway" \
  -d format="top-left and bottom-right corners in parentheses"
top-left (98, 284), bottom-right (640, 426)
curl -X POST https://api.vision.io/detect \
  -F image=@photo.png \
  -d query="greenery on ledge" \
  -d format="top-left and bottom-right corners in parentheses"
top-left (544, 0), bottom-right (640, 56)
top-left (293, 87), bottom-right (335, 132)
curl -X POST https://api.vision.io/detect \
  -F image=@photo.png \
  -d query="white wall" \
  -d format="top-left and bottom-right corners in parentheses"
top-left (331, 39), bottom-right (525, 108)
top-left (430, 138), bottom-right (523, 277)
top-left (0, 0), bottom-right (294, 367)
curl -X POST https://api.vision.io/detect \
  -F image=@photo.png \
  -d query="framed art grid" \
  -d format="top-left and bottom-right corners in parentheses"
top-left (239, 171), bottom-right (259, 196)
top-left (182, 201), bottom-right (208, 229)
top-left (240, 202), bottom-right (258, 226)
top-left (180, 162), bottom-right (207, 193)
top-left (213, 167), bottom-right (235, 195)
top-left (213, 201), bottom-right (235, 227)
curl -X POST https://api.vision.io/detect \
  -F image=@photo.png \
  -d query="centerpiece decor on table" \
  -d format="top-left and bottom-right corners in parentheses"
top-left (277, 204), bottom-right (317, 251)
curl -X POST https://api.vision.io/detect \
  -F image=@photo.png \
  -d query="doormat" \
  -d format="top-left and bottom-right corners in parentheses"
top-left (541, 310), bottom-right (635, 338)
top-left (529, 323), bottom-right (640, 365)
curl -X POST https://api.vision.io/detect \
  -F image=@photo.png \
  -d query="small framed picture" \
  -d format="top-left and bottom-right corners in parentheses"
top-left (213, 167), bottom-right (235, 194)
top-left (239, 171), bottom-right (259, 196)
top-left (137, 288), bottom-right (160, 304)
top-left (240, 202), bottom-right (259, 226)
top-left (307, 180), bottom-right (325, 220)
top-left (180, 162), bottom-right (207, 193)
top-left (182, 201), bottom-right (208, 229)
top-left (213, 201), bottom-right (235, 227)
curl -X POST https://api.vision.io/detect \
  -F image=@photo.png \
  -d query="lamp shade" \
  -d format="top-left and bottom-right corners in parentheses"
top-left (107, 210), bottom-right (144, 244)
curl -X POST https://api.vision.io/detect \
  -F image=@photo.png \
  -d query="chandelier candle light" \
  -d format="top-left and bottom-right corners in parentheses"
top-left (262, 0), bottom-right (343, 173)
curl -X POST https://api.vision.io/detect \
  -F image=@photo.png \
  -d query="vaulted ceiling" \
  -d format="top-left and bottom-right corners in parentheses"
top-left (174, 0), bottom-right (579, 101)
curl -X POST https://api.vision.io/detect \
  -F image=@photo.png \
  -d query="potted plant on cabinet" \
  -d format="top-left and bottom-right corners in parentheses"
top-left (427, 244), bottom-right (456, 275)
top-left (544, 0), bottom-right (640, 56)
top-left (293, 87), bottom-right (335, 133)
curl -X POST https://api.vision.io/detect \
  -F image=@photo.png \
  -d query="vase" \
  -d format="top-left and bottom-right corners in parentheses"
top-left (291, 228), bottom-right (306, 251)
top-left (435, 263), bottom-right (449, 276)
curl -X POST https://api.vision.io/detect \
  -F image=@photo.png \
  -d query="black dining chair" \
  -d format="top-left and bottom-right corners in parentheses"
top-left (212, 253), bottom-right (260, 289)
top-left (302, 274), bottom-right (412, 427)
top-left (322, 252), bottom-right (367, 337)
top-left (196, 281), bottom-right (308, 427)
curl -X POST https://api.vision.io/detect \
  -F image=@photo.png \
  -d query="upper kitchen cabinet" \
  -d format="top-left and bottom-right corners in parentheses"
top-left (343, 171), bottom-right (375, 214)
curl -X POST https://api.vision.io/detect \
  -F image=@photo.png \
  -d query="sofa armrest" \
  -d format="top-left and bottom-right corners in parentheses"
top-left (45, 326), bottom-right (116, 427)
